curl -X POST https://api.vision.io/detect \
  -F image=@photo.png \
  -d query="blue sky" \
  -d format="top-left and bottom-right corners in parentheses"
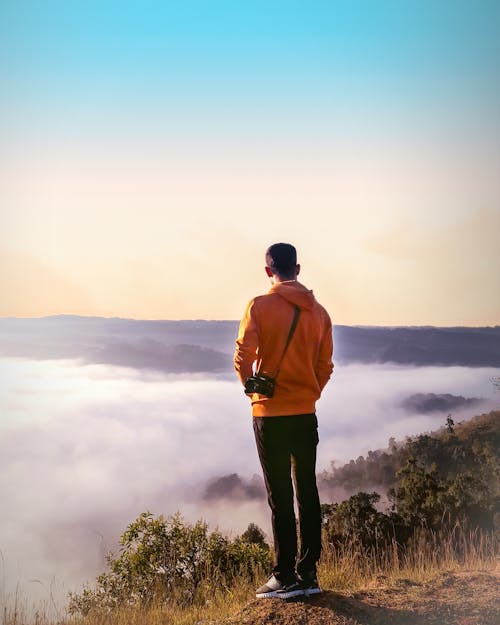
top-left (2, 1), bottom-right (499, 121)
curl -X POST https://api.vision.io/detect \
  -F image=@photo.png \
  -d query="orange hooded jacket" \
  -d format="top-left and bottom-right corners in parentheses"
top-left (234, 280), bottom-right (334, 417)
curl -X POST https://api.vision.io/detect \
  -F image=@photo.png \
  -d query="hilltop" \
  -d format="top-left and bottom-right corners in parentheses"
top-left (213, 568), bottom-right (499, 625)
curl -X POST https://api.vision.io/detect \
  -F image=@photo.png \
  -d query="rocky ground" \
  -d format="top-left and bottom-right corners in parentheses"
top-left (213, 567), bottom-right (499, 625)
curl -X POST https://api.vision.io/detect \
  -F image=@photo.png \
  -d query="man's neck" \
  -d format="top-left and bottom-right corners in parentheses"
top-left (272, 278), bottom-right (297, 285)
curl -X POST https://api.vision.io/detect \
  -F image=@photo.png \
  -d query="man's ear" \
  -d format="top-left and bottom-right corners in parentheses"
top-left (296, 264), bottom-right (301, 276)
top-left (265, 266), bottom-right (273, 278)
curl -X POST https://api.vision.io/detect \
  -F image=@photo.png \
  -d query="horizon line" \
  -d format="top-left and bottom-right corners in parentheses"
top-left (1, 313), bottom-right (499, 330)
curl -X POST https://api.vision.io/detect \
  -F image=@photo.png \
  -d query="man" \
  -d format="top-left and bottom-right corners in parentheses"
top-left (234, 242), bottom-right (334, 600)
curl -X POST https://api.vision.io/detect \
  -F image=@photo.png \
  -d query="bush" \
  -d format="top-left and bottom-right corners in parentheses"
top-left (68, 512), bottom-right (270, 616)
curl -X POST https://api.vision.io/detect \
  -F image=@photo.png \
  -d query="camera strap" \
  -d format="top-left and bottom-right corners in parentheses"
top-left (257, 304), bottom-right (301, 378)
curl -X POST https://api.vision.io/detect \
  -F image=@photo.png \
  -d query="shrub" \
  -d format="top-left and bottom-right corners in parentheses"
top-left (68, 512), bottom-right (270, 616)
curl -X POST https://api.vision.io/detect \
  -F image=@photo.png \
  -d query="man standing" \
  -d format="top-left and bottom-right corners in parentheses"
top-left (234, 242), bottom-right (334, 599)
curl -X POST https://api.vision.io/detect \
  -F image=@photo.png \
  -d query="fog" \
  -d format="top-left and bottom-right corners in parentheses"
top-left (0, 355), bottom-right (499, 609)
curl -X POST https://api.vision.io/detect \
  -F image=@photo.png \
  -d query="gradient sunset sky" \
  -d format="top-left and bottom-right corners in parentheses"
top-left (1, 1), bottom-right (499, 324)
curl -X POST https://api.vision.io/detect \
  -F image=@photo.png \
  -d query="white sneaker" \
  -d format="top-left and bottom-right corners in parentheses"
top-left (298, 571), bottom-right (322, 596)
top-left (255, 574), bottom-right (305, 599)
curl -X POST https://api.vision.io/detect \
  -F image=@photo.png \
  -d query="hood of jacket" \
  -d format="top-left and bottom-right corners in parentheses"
top-left (268, 280), bottom-right (316, 310)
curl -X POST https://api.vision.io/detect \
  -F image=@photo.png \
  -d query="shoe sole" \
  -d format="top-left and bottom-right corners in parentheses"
top-left (256, 588), bottom-right (306, 599)
top-left (304, 587), bottom-right (322, 596)
top-left (276, 588), bottom-right (306, 599)
top-left (256, 590), bottom-right (280, 598)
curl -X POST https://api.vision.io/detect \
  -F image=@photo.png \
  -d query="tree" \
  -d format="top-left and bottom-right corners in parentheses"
top-left (389, 457), bottom-right (445, 529)
top-left (240, 523), bottom-right (268, 548)
top-left (322, 492), bottom-right (402, 549)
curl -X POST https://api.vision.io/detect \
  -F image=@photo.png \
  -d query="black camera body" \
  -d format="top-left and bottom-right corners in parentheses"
top-left (244, 374), bottom-right (275, 398)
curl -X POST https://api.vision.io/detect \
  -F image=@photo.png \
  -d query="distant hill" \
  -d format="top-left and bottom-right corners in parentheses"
top-left (333, 324), bottom-right (500, 367)
top-left (0, 315), bottom-right (499, 371)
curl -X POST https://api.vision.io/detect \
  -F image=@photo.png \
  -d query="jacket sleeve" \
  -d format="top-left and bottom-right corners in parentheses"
top-left (316, 314), bottom-right (334, 392)
top-left (234, 299), bottom-right (259, 385)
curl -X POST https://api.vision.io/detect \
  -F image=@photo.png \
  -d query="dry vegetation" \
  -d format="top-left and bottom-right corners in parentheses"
top-left (3, 525), bottom-right (498, 625)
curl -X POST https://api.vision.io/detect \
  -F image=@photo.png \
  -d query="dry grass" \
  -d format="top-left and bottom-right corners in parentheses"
top-left (2, 526), bottom-right (497, 625)
top-left (319, 524), bottom-right (497, 591)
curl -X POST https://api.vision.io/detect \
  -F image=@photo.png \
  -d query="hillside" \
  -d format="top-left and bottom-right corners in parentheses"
top-left (319, 410), bottom-right (500, 500)
top-left (213, 568), bottom-right (499, 625)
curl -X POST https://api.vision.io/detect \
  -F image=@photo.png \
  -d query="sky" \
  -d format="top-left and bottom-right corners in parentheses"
top-left (1, 1), bottom-right (499, 324)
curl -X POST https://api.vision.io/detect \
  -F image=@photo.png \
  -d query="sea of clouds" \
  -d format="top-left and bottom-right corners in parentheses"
top-left (0, 355), bottom-right (499, 610)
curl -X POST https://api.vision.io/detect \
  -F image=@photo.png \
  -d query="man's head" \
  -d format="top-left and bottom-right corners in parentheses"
top-left (265, 242), bottom-right (300, 281)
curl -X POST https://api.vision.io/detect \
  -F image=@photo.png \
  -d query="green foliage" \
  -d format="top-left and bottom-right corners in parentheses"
top-left (388, 412), bottom-right (499, 531)
top-left (321, 492), bottom-right (405, 549)
top-left (68, 512), bottom-right (270, 616)
top-left (390, 455), bottom-right (497, 531)
top-left (320, 411), bottom-right (499, 501)
top-left (321, 412), bottom-right (500, 550)
top-left (389, 458), bottom-right (445, 528)
top-left (240, 522), bottom-right (268, 548)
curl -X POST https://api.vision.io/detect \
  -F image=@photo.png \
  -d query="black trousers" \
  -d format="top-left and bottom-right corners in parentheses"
top-left (253, 413), bottom-right (322, 581)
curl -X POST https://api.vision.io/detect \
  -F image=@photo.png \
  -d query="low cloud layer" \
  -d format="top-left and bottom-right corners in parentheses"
top-left (0, 355), bottom-right (499, 610)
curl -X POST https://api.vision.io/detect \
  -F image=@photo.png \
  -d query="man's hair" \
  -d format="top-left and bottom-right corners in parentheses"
top-left (265, 243), bottom-right (297, 279)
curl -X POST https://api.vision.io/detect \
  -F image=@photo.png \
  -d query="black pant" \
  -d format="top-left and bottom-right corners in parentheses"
top-left (253, 413), bottom-right (322, 581)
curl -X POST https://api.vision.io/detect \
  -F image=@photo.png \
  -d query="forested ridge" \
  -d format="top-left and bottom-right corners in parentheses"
top-left (319, 410), bottom-right (499, 551)
top-left (320, 410), bottom-right (499, 506)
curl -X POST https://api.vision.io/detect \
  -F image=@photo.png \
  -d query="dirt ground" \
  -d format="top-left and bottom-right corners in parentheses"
top-left (213, 568), bottom-right (499, 625)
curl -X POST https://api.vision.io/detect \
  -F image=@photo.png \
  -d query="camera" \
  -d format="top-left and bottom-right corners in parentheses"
top-left (244, 374), bottom-right (275, 398)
